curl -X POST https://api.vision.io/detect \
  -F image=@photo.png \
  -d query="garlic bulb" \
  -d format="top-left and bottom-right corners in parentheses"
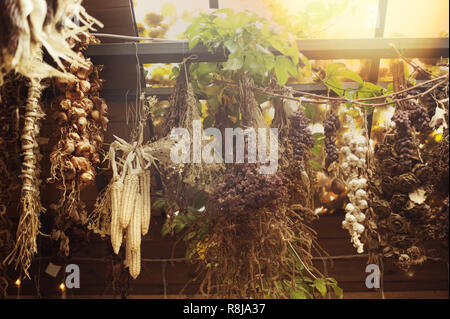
top-left (340, 131), bottom-right (369, 254)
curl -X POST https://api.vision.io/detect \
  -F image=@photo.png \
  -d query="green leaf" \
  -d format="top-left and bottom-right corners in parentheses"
top-left (170, 65), bottom-right (180, 79)
top-left (152, 198), bottom-right (166, 210)
top-left (336, 69), bottom-right (363, 84)
top-left (291, 289), bottom-right (307, 299)
top-left (197, 62), bottom-right (217, 76)
top-left (386, 82), bottom-right (394, 94)
top-left (303, 103), bottom-right (316, 121)
top-left (312, 132), bottom-right (324, 140)
top-left (269, 37), bottom-right (288, 56)
top-left (244, 53), bottom-right (261, 75)
top-left (189, 35), bottom-right (201, 50)
top-left (330, 283), bottom-right (343, 299)
top-left (207, 97), bottom-right (220, 112)
top-left (309, 159), bottom-right (323, 171)
top-left (325, 62), bottom-right (362, 84)
top-left (161, 222), bottom-right (171, 236)
top-left (313, 278), bottom-right (327, 297)
top-left (185, 231), bottom-right (196, 241)
top-left (325, 76), bottom-right (345, 96)
top-left (300, 54), bottom-right (311, 69)
top-left (275, 56), bottom-right (294, 86)
top-left (224, 39), bottom-right (239, 54)
top-left (311, 141), bottom-right (323, 157)
top-left (223, 54), bottom-right (243, 71)
top-left (263, 54), bottom-right (275, 71)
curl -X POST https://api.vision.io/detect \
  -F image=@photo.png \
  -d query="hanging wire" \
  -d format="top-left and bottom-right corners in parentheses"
top-left (92, 33), bottom-right (185, 43)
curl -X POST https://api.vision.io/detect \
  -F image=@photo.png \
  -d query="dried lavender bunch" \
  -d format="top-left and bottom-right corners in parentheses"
top-left (324, 111), bottom-right (340, 165)
top-left (288, 109), bottom-right (314, 162)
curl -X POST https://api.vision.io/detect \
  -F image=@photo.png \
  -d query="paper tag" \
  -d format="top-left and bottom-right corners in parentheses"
top-left (45, 262), bottom-right (62, 278)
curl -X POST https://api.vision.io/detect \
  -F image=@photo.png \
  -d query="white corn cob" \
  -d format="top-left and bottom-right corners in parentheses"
top-left (110, 181), bottom-right (124, 254)
top-left (124, 228), bottom-right (132, 268)
top-left (119, 174), bottom-right (139, 228)
top-left (128, 193), bottom-right (142, 252)
top-left (129, 248), bottom-right (141, 279)
top-left (140, 171), bottom-right (151, 236)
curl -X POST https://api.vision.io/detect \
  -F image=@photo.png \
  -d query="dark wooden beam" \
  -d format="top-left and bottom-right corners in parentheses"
top-left (85, 38), bottom-right (449, 64)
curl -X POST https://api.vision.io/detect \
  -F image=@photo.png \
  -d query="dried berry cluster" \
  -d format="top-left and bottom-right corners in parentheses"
top-left (323, 111), bottom-right (340, 165)
top-left (391, 112), bottom-right (416, 173)
top-left (404, 99), bottom-right (431, 134)
top-left (49, 34), bottom-right (108, 191)
top-left (288, 109), bottom-right (314, 162)
top-left (418, 85), bottom-right (448, 124)
top-left (212, 162), bottom-right (288, 215)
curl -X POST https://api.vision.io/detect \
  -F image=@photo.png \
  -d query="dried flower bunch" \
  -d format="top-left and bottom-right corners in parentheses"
top-left (367, 92), bottom-right (449, 271)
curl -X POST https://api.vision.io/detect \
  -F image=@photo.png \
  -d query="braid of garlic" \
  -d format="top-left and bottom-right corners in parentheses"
top-left (341, 131), bottom-right (369, 254)
top-left (5, 76), bottom-right (46, 278)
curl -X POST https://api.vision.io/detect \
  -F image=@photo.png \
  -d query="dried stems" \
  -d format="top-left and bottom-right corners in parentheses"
top-left (5, 75), bottom-right (46, 278)
top-left (214, 73), bottom-right (449, 107)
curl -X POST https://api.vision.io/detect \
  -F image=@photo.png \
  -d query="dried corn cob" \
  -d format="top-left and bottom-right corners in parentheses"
top-left (124, 229), bottom-right (132, 269)
top-left (129, 248), bottom-right (141, 279)
top-left (110, 180), bottom-right (124, 254)
top-left (125, 213), bottom-right (141, 279)
top-left (119, 174), bottom-right (138, 228)
top-left (128, 193), bottom-right (142, 252)
top-left (140, 171), bottom-right (151, 236)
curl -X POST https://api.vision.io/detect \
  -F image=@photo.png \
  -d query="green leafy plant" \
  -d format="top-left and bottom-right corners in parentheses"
top-left (185, 8), bottom-right (300, 86)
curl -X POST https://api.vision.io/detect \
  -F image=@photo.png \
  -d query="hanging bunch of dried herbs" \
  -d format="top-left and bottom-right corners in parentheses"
top-left (180, 75), bottom-right (338, 299)
top-left (144, 68), bottom-right (223, 216)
